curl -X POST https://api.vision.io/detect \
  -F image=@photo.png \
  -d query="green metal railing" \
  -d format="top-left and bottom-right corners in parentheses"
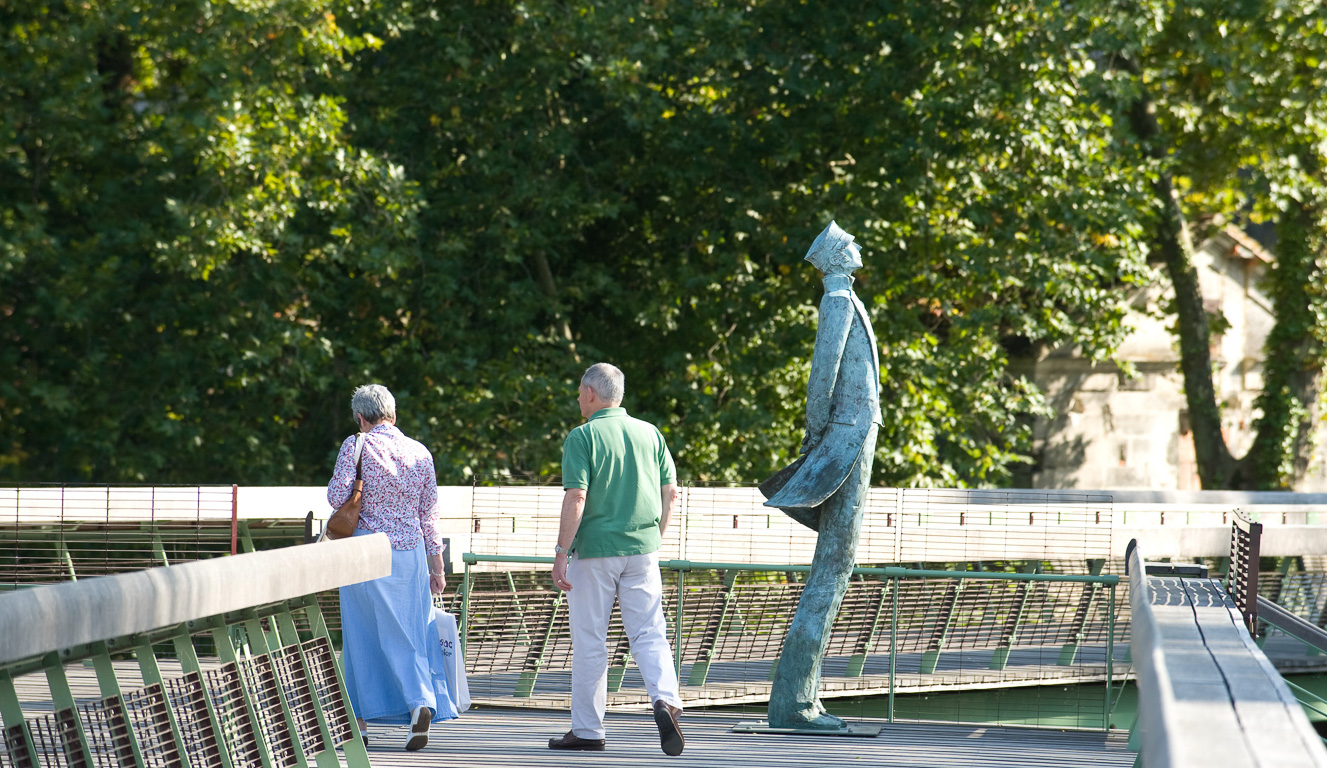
top-left (459, 553), bottom-right (1120, 730)
top-left (0, 537), bottom-right (387, 768)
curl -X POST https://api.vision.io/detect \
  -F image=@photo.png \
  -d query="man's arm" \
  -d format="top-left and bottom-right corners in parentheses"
top-left (552, 488), bottom-right (586, 591)
top-left (659, 483), bottom-right (679, 537)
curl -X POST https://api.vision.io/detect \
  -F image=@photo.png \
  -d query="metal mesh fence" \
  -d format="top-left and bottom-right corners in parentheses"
top-left (235, 655), bottom-right (297, 768)
top-left (0, 486), bottom-right (237, 587)
top-left (301, 638), bottom-right (353, 746)
top-left (202, 663), bottom-right (264, 768)
top-left (0, 485), bottom-right (312, 600)
top-left (268, 647), bottom-right (320, 758)
top-left (467, 484), bottom-right (1117, 566)
top-left (19, 709), bottom-right (91, 768)
top-left (1, 723), bottom-right (34, 768)
top-left (118, 685), bottom-right (182, 768)
top-left (162, 672), bottom-right (223, 768)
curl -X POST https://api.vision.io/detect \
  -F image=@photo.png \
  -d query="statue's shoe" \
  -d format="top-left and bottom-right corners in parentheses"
top-left (771, 710), bottom-right (847, 732)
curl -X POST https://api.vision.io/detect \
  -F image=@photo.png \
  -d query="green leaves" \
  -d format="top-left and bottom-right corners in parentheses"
top-left (11, 0), bottom-right (1302, 491)
top-left (0, 0), bottom-right (415, 482)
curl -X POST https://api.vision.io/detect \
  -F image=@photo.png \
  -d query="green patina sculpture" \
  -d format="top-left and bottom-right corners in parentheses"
top-left (761, 221), bottom-right (882, 731)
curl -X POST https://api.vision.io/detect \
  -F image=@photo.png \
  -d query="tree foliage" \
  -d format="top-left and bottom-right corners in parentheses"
top-left (0, 0), bottom-right (419, 481)
top-left (1091, 0), bottom-right (1327, 488)
top-left (4, 0), bottom-right (1315, 490)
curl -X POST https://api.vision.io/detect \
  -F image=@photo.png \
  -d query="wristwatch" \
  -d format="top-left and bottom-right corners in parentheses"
top-left (554, 543), bottom-right (570, 555)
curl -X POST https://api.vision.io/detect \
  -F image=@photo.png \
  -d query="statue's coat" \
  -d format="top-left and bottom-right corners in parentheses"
top-left (762, 278), bottom-right (881, 525)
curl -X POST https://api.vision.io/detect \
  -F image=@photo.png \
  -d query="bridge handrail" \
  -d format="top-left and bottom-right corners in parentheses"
top-left (1126, 540), bottom-right (1184, 765)
top-left (0, 533), bottom-right (391, 768)
top-left (460, 553), bottom-right (1120, 585)
top-left (1127, 539), bottom-right (1327, 767)
top-left (0, 533), bottom-right (391, 667)
top-left (459, 551), bottom-right (1119, 728)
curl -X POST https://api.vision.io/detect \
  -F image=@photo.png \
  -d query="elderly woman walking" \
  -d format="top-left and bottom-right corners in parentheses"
top-left (327, 384), bottom-right (457, 750)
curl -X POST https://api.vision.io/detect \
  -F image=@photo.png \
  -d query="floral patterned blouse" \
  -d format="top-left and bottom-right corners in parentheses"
top-left (326, 423), bottom-right (444, 555)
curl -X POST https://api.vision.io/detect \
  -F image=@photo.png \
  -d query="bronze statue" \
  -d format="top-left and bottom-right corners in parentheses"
top-left (761, 221), bottom-right (881, 730)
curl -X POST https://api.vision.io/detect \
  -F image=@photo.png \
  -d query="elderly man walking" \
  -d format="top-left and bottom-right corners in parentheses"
top-left (547, 363), bottom-right (685, 756)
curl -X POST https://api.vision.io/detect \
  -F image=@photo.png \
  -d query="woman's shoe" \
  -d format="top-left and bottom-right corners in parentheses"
top-left (405, 706), bottom-right (431, 751)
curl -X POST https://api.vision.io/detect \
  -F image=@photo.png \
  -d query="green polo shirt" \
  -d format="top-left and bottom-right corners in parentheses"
top-left (562, 407), bottom-right (677, 558)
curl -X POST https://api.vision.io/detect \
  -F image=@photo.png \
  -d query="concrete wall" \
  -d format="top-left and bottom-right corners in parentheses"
top-left (1027, 228), bottom-right (1327, 491)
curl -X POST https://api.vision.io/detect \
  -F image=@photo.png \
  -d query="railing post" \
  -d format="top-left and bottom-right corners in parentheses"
top-left (606, 633), bottom-right (634, 693)
top-left (295, 596), bottom-right (371, 768)
top-left (44, 652), bottom-right (99, 768)
top-left (687, 568), bottom-right (740, 686)
top-left (919, 579), bottom-right (963, 674)
top-left (674, 562), bottom-right (687, 680)
top-left (506, 571), bottom-right (531, 644)
top-left (889, 575), bottom-right (898, 723)
top-left (171, 625), bottom-right (238, 768)
top-left (846, 577), bottom-right (890, 678)
top-left (151, 526), bottom-right (170, 567)
top-left (460, 557), bottom-right (472, 656)
top-left (1058, 558), bottom-right (1105, 665)
top-left (274, 609), bottom-right (343, 768)
top-left (0, 669), bottom-right (39, 768)
top-left (131, 637), bottom-right (194, 768)
top-left (239, 612), bottom-right (310, 768)
top-left (514, 592), bottom-right (564, 697)
top-left (231, 484), bottom-right (239, 556)
top-left (58, 539), bottom-right (77, 581)
top-left (990, 562), bottom-right (1038, 670)
top-left (1106, 583), bottom-right (1115, 732)
top-left (211, 619), bottom-right (278, 768)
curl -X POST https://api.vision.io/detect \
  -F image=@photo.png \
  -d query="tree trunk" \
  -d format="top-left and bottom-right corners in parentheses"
top-left (529, 251), bottom-right (581, 364)
top-left (1125, 91), bottom-right (1243, 487)
top-left (1247, 197), bottom-right (1324, 488)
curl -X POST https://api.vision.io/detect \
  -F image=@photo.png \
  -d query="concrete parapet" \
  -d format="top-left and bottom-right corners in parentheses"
top-left (0, 533), bottom-right (391, 666)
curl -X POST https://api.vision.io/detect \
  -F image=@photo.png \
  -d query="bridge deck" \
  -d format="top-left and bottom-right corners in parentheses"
top-left (9, 663), bottom-right (1134, 768)
top-left (363, 709), bottom-right (1135, 768)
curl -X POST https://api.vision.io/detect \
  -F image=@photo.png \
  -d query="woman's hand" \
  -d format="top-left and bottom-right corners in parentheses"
top-left (427, 552), bottom-right (446, 594)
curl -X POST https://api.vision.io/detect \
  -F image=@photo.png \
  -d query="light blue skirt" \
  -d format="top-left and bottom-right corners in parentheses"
top-left (339, 528), bottom-right (458, 724)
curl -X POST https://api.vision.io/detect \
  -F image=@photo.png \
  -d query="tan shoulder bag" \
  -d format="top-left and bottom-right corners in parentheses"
top-left (325, 434), bottom-right (365, 540)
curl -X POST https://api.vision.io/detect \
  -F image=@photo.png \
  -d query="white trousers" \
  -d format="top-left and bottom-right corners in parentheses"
top-left (567, 552), bottom-right (682, 739)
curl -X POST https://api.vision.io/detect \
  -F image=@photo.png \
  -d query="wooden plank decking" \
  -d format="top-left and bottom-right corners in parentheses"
top-left (357, 708), bottom-right (1134, 768)
top-left (10, 661), bottom-right (1135, 768)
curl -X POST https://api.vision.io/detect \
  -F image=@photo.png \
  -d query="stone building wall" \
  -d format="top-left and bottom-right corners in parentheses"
top-left (1026, 227), bottom-right (1327, 490)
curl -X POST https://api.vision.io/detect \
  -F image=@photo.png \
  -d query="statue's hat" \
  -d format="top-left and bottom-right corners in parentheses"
top-left (804, 220), bottom-right (856, 271)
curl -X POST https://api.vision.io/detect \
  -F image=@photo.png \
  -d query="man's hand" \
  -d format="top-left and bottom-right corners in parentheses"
top-left (553, 488), bottom-right (585, 592)
top-left (553, 553), bottom-right (572, 591)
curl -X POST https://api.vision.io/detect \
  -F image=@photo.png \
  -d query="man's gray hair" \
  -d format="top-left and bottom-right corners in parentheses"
top-left (581, 363), bottom-right (625, 404)
top-left (351, 384), bottom-right (396, 424)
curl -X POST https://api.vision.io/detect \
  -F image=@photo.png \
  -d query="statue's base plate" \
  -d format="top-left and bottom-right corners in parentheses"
top-left (729, 721), bottom-right (882, 737)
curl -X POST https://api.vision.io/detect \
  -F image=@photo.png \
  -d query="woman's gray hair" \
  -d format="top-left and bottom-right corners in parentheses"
top-left (351, 384), bottom-right (397, 424)
top-left (581, 363), bottom-right (625, 404)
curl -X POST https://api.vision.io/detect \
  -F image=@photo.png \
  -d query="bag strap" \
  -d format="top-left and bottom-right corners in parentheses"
top-left (352, 433), bottom-right (365, 480)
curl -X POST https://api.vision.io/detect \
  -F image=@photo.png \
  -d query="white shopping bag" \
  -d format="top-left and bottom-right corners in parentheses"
top-left (433, 607), bottom-right (471, 713)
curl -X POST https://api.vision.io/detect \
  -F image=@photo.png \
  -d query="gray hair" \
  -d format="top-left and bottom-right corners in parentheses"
top-left (581, 363), bottom-right (625, 404)
top-left (351, 384), bottom-right (397, 424)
